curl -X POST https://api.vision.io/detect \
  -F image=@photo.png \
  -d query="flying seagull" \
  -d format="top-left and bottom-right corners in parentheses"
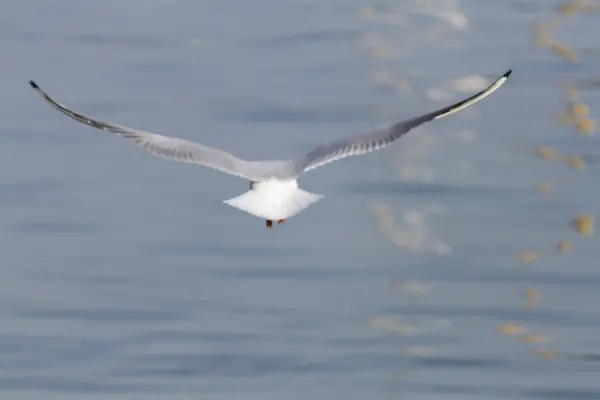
top-left (29, 69), bottom-right (511, 228)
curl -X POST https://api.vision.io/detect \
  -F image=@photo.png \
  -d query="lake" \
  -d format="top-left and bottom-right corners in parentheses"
top-left (1, 0), bottom-right (600, 398)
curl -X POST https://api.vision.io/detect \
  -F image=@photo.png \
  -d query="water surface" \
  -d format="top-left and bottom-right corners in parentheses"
top-left (1, 0), bottom-right (600, 398)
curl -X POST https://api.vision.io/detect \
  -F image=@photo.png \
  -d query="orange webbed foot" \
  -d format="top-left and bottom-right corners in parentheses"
top-left (277, 219), bottom-right (286, 224)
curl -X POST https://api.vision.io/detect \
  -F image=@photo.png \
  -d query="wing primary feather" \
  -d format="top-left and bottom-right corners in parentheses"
top-left (28, 80), bottom-right (297, 181)
top-left (297, 69), bottom-right (511, 173)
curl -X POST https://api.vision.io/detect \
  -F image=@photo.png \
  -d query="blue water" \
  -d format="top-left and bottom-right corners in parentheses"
top-left (2, 0), bottom-right (600, 398)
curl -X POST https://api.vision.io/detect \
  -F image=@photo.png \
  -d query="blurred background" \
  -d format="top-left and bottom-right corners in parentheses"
top-left (1, 0), bottom-right (600, 398)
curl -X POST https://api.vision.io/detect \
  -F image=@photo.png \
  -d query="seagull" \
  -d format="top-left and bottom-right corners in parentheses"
top-left (29, 69), bottom-right (511, 228)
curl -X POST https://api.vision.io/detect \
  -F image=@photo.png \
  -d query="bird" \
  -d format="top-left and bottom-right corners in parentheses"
top-left (28, 69), bottom-right (511, 228)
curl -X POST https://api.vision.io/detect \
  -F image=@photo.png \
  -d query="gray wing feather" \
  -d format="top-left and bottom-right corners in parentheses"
top-left (28, 81), bottom-right (292, 181)
top-left (296, 69), bottom-right (511, 173)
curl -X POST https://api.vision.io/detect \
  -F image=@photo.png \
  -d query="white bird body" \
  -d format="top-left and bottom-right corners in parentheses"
top-left (223, 180), bottom-right (323, 221)
top-left (28, 69), bottom-right (511, 227)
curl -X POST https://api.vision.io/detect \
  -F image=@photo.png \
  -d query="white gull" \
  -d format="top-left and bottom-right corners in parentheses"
top-left (28, 69), bottom-right (511, 228)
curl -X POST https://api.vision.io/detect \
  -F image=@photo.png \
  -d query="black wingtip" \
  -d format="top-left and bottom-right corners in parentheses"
top-left (504, 69), bottom-right (512, 78)
top-left (29, 80), bottom-right (39, 89)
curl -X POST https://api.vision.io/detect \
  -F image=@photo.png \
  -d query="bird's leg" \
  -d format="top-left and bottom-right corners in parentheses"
top-left (266, 220), bottom-right (273, 228)
top-left (277, 219), bottom-right (286, 224)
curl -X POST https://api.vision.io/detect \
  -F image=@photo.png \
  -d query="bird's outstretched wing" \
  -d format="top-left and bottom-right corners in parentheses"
top-left (28, 80), bottom-right (291, 181)
top-left (295, 69), bottom-right (511, 174)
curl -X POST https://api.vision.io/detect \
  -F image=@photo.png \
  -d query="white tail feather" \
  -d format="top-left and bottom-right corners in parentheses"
top-left (223, 182), bottom-right (323, 220)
